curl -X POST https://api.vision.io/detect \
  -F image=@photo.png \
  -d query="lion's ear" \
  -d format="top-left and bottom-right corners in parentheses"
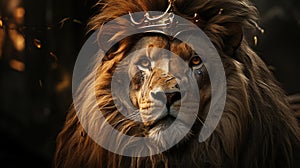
top-left (222, 22), bottom-right (243, 57)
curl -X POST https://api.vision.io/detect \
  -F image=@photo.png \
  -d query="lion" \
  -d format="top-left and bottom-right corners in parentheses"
top-left (54, 0), bottom-right (300, 167)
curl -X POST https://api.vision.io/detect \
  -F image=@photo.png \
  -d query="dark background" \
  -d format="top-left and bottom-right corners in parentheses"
top-left (0, 0), bottom-right (299, 167)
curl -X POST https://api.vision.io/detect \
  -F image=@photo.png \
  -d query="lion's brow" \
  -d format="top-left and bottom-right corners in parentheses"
top-left (170, 41), bottom-right (194, 61)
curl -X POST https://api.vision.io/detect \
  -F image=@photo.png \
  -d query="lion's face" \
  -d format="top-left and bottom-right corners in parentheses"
top-left (113, 35), bottom-right (210, 143)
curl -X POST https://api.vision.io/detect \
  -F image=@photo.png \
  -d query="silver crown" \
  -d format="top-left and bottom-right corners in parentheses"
top-left (129, 0), bottom-right (197, 37)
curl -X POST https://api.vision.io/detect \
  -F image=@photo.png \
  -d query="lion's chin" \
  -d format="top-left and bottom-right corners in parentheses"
top-left (147, 117), bottom-right (191, 147)
top-left (148, 115), bottom-right (175, 130)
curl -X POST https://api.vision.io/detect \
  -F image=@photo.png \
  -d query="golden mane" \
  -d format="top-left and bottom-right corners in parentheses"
top-left (54, 0), bottom-right (300, 167)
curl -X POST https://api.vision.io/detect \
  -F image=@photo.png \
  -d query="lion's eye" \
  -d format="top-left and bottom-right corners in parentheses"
top-left (137, 58), bottom-right (151, 69)
top-left (190, 56), bottom-right (202, 67)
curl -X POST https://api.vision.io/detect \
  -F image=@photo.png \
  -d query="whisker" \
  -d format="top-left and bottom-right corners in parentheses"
top-left (196, 116), bottom-right (205, 126)
top-left (110, 110), bottom-right (141, 126)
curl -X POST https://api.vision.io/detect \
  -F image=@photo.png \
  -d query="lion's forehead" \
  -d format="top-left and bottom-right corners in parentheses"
top-left (132, 35), bottom-right (195, 62)
top-left (149, 69), bottom-right (177, 87)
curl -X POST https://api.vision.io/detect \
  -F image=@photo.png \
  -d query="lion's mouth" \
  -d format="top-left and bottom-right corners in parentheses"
top-left (148, 115), bottom-right (176, 129)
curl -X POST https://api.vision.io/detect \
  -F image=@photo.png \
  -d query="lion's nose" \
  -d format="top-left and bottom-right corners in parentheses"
top-left (165, 92), bottom-right (181, 109)
top-left (150, 90), bottom-right (167, 104)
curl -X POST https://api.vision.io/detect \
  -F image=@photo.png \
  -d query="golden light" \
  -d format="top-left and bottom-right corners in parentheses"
top-left (13, 7), bottom-right (25, 24)
top-left (0, 19), bottom-right (3, 27)
top-left (50, 52), bottom-right (58, 62)
top-left (34, 38), bottom-right (42, 49)
top-left (7, 0), bottom-right (20, 13)
top-left (9, 30), bottom-right (25, 52)
top-left (10, 59), bottom-right (25, 72)
top-left (253, 35), bottom-right (258, 46)
top-left (14, 7), bottom-right (25, 19)
top-left (15, 36), bottom-right (25, 51)
top-left (50, 52), bottom-right (59, 69)
top-left (56, 72), bottom-right (71, 92)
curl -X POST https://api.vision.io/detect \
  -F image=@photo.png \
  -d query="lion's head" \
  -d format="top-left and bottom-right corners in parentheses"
top-left (111, 35), bottom-right (208, 143)
top-left (54, 0), bottom-right (300, 167)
